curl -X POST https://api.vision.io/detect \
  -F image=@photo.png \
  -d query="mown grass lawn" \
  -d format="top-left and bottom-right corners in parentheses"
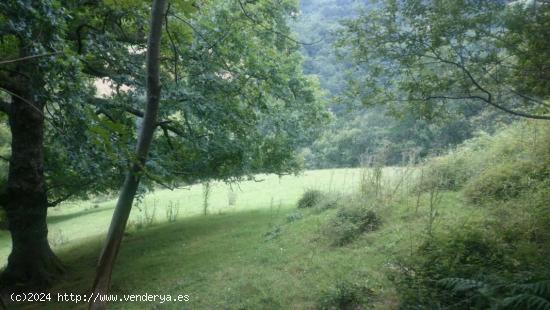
top-left (2, 168), bottom-right (485, 309)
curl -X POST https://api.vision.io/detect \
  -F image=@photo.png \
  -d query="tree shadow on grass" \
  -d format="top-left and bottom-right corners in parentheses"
top-left (47, 206), bottom-right (114, 225)
top-left (8, 209), bottom-right (282, 309)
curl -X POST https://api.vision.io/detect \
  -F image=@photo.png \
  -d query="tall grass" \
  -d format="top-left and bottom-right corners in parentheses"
top-left (393, 121), bottom-right (550, 308)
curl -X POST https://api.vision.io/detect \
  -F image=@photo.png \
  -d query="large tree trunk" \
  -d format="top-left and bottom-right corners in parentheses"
top-left (89, 0), bottom-right (167, 308)
top-left (0, 92), bottom-right (63, 290)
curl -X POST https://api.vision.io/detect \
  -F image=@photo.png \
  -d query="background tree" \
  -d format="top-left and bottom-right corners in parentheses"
top-left (292, 0), bottom-right (515, 168)
top-left (338, 0), bottom-right (550, 120)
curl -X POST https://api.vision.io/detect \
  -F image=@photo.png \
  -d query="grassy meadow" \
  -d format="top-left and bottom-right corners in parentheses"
top-left (0, 168), bottom-right (364, 263)
top-left (5, 118), bottom-right (548, 309)
top-left (1, 166), bottom-right (489, 309)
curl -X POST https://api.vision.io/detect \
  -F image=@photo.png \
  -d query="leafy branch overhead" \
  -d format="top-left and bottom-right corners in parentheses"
top-left (339, 0), bottom-right (550, 120)
top-left (0, 0), bottom-right (326, 289)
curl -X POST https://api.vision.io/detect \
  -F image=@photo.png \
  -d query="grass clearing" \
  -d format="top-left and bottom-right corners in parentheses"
top-left (1, 168), bottom-right (362, 264)
top-left (1, 166), bottom-right (490, 309)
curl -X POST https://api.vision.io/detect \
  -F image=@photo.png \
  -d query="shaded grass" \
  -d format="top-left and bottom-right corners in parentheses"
top-left (9, 188), bottom-right (483, 309)
top-left (1, 168), bottom-right (363, 264)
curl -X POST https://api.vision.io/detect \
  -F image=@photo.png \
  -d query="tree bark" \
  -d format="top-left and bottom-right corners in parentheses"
top-left (89, 0), bottom-right (168, 308)
top-left (0, 92), bottom-right (63, 290)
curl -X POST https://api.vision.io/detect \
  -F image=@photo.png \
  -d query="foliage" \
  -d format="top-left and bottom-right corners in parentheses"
top-left (324, 202), bottom-right (381, 246)
top-left (423, 121), bottom-right (550, 198)
top-left (305, 104), bottom-right (509, 168)
top-left (0, 0), bottom-right (327, 205)
top-left (339, 0), bottom-right (550, 120)
top-left (392, 225), bottom-right (549, 308)
top-left (393, 121), bottom-right (550, 309)
top-left (0, 123), bottom-right (7, 229)
top-left (263, 224), bottom-right (282, 242)
top-left (165, 201), bottom-right (179, 223)
top-left (318, 280), bottom-right (374, 310)
top-left (315, 194), bottom-right (341, 212)
top-left (285, 210), bottom-right (303, 223)
top-left (291, 0), bottom-right (361, 97)
top-left (438, 278), bottom-right (550, 310)
top-left (297, 189), bottom-right (325, 209)
top-left (295, 0), bottom-right (512, 170)
top-left (464, 159), bottom-right (549, 204)
top-left (141, 0), bottom-right (328, 185)
top-left (0, 1), bottom-right (326, 288)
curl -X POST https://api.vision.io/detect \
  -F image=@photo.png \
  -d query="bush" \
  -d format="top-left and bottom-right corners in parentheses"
top-left (393, 225), bottom-right (550, 309)
top-left (297, 189), bottom-right (325, 209)
top-left (286, 211), bottom-right (303, 223)
top-left (463, 160), bottom-right (549, 203)
top-left (264, 225), bottom-right (282, 241)
top-left (393, 121), bottom-right (550, 308)
top-left (392, 229), bottom-right (503, 308)
top-left (325, 204), bottom-right (381, 246)
top-left (315, 194), bottom-right (342, 212)
top-left (318, 281), bottom-right (374, 310)
top-left (421, 153), bottom-right (473, 191)
top-left (421, 121), bottom-right (550, 193)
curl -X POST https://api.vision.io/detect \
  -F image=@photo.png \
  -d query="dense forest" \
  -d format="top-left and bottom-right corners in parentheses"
top-left (294, 0), bottom-right (520, 168)
top-left (0, 0), bottom-right (548, 309)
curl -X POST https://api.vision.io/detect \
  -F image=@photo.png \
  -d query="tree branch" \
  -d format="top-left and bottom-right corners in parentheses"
top-left (47, 192), bottom-right (77, 207)
top-left (237, 0), bottom-right (323, 46)
top-left (0, 52), bottom-right (61, 65)
top-left (424, 47), bottom-right (550, 120)
top-left (421, 95), bottom-right (550, 120)
top-left (90, 98), bottom-right (187, 136)
top-left (0, 87), bottom-right (44, 117)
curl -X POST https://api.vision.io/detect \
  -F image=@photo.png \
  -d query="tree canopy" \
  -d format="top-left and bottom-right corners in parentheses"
top-left (0, 0), bottom-right (326, 289)
top-left (339, 0), bottom-right (550, 120)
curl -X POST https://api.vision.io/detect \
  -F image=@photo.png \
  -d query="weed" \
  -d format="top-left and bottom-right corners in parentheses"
top-left (49, 228), bottom-right (68, 247)
top-left (264, 225), bottom-right (282, 241)
top-left (227, 187), bottom-right (238, 207)
top-left (165, 200), bottom-right (180, 222)
top-left (314, 193), bottom-right (342, 212)
top-left (286, 211), bottom-right (303, 223)
top-left (297, 189), bottom-right (324, 209)
top-left (203, 182), bottom-right (211, 215)
top-left (135, 199), bottom-right (157, 229)
top-left (324, 204), bottom-right (381, 246)
top-left (318, 281), bottom-right (374, 310)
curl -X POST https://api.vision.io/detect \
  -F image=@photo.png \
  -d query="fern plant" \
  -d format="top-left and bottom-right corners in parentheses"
top-left (438, 278), bottom-right (550, 309)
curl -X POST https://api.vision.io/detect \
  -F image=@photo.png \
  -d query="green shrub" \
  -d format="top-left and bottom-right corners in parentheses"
top-left (297, 189), bottom-right (324, 209)
top-left (421, 121), bottom-right (550, 194)
top-left (421, 153), bottom-right (473, 191)
top-left (264, 225), bottom-right (282, 241)
top-left (393, 224), bottom-right (550, 309)
top-left (437, 278), bottom-right (550, 309)
top-left (315, 194), bottom-right (342, 212)
top-left (318, 281), bottom-right (374, 310)
top-left (392, 229), bottom-right (502, 308)
top-left (463, 160), bottom-right (549, 203)
top-left (286, 211), bottom-right (303, 223)
top-left (393, 121), bottom-right (550, 308)
top-left (325, 205), bottom-right (381, 246)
